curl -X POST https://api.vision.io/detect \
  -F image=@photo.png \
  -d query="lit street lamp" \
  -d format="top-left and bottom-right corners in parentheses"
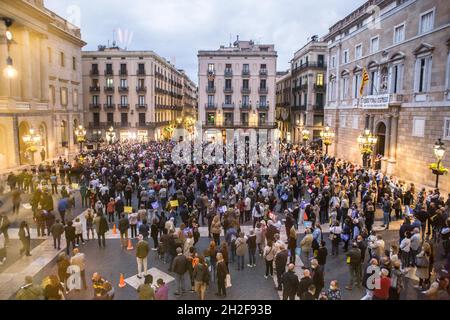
top-left (3, 18), bottom-right (17, 79)
top-left (320, 125), bottom-right (335, 155)
top-left (430, 138), bottom-right (447, 188)
top-left (357, 129), bottom-right (378, 169)
top-left (74, 125), bottom-right (87, 153)
top-left (301, 129), bottom-right (310, 146)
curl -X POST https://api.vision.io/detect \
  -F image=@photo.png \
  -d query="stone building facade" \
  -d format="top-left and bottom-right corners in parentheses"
top-left (324, 0), bottom-right (450, 193)
top-left (0, 0), bottom-right (86, 170)
top-left (275, 71), bottom-right (292, 142)
top-left (82, 47), bottom-right (195, 142)
top-left (198, 39), bottom-right (277, 142)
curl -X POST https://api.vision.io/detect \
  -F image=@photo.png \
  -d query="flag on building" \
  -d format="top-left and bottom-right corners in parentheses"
top-left (360, 68), bottom-right (370, 96)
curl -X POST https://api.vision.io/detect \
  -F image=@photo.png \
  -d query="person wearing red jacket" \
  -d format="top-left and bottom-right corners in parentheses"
top-left (373, 268), bottom-right (391, 300)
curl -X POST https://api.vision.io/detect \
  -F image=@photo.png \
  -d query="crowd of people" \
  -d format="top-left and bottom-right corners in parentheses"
top-left (1, 139), bottom-right (449, 300)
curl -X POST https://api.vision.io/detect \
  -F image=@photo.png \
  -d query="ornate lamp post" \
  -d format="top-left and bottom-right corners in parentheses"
top-left (301, 129), bottom-right (310, 146)
top-left (3, 18), bottom-right (17, 80)
top-left (320, 125), bottom-right (335, 155)
top-left (22, 128), bottom-right (41, 163)
top-left (74, 125), bottom-right (87, 153)
top-left (357, 129), bottom-right (378, 169)
top-left (430, 138), bottom-right (447, 188)
top-left (107, 126), bottom-right (115, 145)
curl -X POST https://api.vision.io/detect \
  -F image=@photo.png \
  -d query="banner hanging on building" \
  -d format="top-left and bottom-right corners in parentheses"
top-left (360, 94), bottom-right (390, 109)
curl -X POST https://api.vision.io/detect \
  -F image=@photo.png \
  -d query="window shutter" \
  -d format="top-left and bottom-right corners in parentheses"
top-left (414, 59), bottom-right (420, 93)
top-left (388, 66), bottom-right (393, 94)
top-left (426, 56), bottom-right (433, 92)
top-left (398, 64), bottom-right (404, 94)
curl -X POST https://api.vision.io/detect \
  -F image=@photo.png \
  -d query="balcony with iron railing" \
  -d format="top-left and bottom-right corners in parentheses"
top-left (259, 69), bottom-right (268, 77)
top-left (224, 69), bottom-right (233, 77)
top-left (136, 86), bottom-right (147, 93)
top-left (258, 87), bottom-right (269, 94)
top-left (205, 103), bottom-right (218, 109)
top-left (241, 87), bottom-right (251, 94)
top-left (240, 103), bottom-right (252, 110)
top-left (89, 86), bottom-right (100, 93)
top-left (118, 86), bottom-right (129, 93)
top-left (104, 69), bottom-right (114, 76)
top-left (206, 86), bottom-right (216, 94)
top-left (222, 103), bottom-right (235, 109)
top-left (89, 103), bottom-right (101, 111)
top-left (118, 104), bottom-right (130, 110)
top-left (224, 87), bottom-right (233, 94)
top-left (119, 122), bottom-right (131, 128)
top-left (103, 104), bottom-right (116, 111)
top-left (242, 69), bottom-right (250, 77)
top-left (104, 86), bottom-right (115, 93)
top-left (313, 104), bottom-right (324, 111)
top-left (119, 69), bottom-right (128, 76)
top-left (137, 68), bottom-right (146, 76)
top-left (90, 69), bottom-right (99, 76)
top-left (314, 84), bottom-right (326, 91)
top-left (292, 62), bottom-right (327, 74)
top-left (257, 103), bottom-right (269, 110)
top-left (136, 104), bottom-right (148, 111)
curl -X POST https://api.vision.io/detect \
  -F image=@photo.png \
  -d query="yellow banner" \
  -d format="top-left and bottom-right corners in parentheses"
top-left (124, 206), bottom-right (133, 213)
top-left (170, 200), bottom-right (179, 208)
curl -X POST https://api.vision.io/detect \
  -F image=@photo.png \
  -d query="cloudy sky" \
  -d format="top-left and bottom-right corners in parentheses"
top-left (45, 0), bottom-right (366, 83)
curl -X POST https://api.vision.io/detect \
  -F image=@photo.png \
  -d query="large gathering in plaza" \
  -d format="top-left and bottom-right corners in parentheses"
top-left (0, 0), bottom-right (450, 302)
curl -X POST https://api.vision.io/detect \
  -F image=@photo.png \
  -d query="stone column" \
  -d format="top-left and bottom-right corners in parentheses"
top-left (12, 115), bottom-right (20, 166)
top-left (33, 34), bottom-right (42, 101)
top-left (20, 29), bottom-right (32, 100)
top-left (385, 116), bottom-right (391, 159)
top-left (40, 36), bottom-right (49, 102)
top-left (387, 114), bottom-right (399, 176)
top-left (0, 23), bottom-right (10, 97)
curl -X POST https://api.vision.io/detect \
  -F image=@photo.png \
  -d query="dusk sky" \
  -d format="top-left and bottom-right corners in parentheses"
top-left (45, 0), bottom-right (366, 82)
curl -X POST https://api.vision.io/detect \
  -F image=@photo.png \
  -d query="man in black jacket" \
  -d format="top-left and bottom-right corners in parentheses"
top-left (64, 221), bottom-right (76, 255)
top-left (298, 269), bottom-right (314, 299)
top-left (275, 244), bottom-right (289, 290)
top-left (118, 214), bottom-right (130, 248)
top-left (311, 259), bottom-right (324, 298)
top-left (281, 264), bottom-right (299, 300)
top-left (172, 247), bottom-right (188, 295)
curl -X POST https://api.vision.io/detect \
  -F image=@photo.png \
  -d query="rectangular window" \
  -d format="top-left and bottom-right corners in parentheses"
top-left (394, 24), bottom-right (405, 44)
top-left (370, 71), bottom-right (379, 95)
top-left (120, 96), bottom-right (128, 105)
top-left (331, 56), bottom-right (336, 68)
top-left (415, 56), bottom-right (432, 93)
top-left (49, 86), bottom-right (55, 106)
top-left (243, 79), bottom-right (249, 89)
top-left (72, 57), bottom-right (76, 71)
top-left (106, 95), bottom-right (113, 106)
top-left (60, 52), bottom-right (65, 67)
top-left (243, 64), bottom-right (250, 73)
top-left (353, 74), bottom-right (361, 98)
top-left (260, 96), bottom-right (267, 107)
top-left (225, 95), bottom-right (232, 105)
top-left (207, 112), bottom-right (215, 125)
top-left (92, 95), bottom-right (99, 105)
top-left (93, 113), bottom-right (100, 125)
top-left (208, 63), bottom-right (215, 73)
top-left (139, 96), bottom-right (145, 105)
top-left (355, 44), bottom-right (362, 59)
top-left (106, 78), bottom-right (114, 88)
top-left (390, 64), bottom-right (404, 94)
top-left (138, 79), bottom-right (145, 88)
top-left (420, 9), bottom-right (434, 34)
top-left (258, 113), bottom-right (267, 125)
top-left (316, 74), bottom-right (324, 86)
top-left (260, 79), bottom-right (267, 89)
top-left (107, 113), bottom-right (114, 124)
top-left (412, 117), bottom-right (426, 137)
top-left (106, 63), bottom-right (113, 74)
top-left (241, 113), bottom-right (249, 125)
top-left (444, 118), bottom-right (450, 140)
top-left (120, 63), bottom-right (127, 75)
top-left (207, 95), bottom-right (214, 106)
top-left (138, 63), bottom-right (145, 74)
top-left (120, 79), bottom-right (128, 88)
top-left (225, 79), bottom-right (232, 89)
top-left (242, 95), bottom-right (250, 106)
top-left (224, 113), bottom-right (233, 126)
top-left (139, 113), bottom-right (146, 125)
top-left (316, 93), bottom-right (324, 107)
top-left (121, 113), bottom-right (128, 125)
top-left (370, 37), bottom-right (379, 53)
top-left (343, 50), bottom-right (349, 64)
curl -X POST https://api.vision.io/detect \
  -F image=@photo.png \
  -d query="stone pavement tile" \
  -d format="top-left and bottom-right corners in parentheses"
top-left (125, 267), bottom-right (175, 289)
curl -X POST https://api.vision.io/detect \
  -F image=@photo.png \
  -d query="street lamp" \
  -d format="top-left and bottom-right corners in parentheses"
top-left (430, 138), bottom-right (447, 188)
top-left (301, 129), bottom-right (310, 146)
top-left (74, 125), bottom-right (86, 153)
top-left (107, 126), bottom-right (115, 145)
top-left (357, 129), bottom-right (378, 169)
top-left (22, 128), bottom-right (41, 163)
top-left (3, 18), bottom-right (17, 79)
top-left (320, 125), bottom-right (335, 155)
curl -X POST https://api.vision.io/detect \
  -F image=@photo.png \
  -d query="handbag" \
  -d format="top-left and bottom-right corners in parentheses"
top-left (225, 274), bottom-right (232, 288)
top-left (415, 255), bottom-right (429, 268)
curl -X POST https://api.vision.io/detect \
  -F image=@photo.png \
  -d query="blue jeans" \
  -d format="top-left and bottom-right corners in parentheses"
top-left (383, 211), bottom-right (390, 228)
top-left (237, 256), bottom-right (245, 270)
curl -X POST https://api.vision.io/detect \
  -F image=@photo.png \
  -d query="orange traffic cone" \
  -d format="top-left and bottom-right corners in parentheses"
top-left (112, 224), bottom-right (117, 235)
top-left (126, 239), bottom-right (134, 251)
top-left (118, 273), bottom-right (126, 288)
